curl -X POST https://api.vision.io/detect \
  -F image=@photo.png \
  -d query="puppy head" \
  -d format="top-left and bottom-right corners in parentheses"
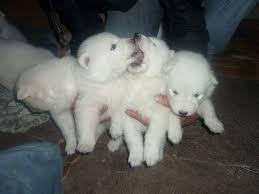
top-left (16, 82), bottom-right (54, 112)
top-left (128, 33), bottom-right (174, 75)
top-left (77, 32), bottom-right (135, 82)
top-left (15, 67), bottom-right (56, 112)
top-left (165, 51), bottom-right (218, 117)
top-left (15, 57), bottom-right (77, 111)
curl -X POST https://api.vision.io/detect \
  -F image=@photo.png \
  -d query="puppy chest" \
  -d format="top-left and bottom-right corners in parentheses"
top-left (124, 78), bottom-right (166, 110)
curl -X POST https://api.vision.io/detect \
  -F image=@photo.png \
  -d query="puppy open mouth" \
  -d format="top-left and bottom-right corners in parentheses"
top-left (130, 38), bottom-right (144, 67)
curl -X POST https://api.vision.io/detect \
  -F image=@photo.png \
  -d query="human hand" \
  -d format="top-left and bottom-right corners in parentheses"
top-left (99, 105), bottom-right (111, 123)
top-left (126, 95), bottom-right (199, 127)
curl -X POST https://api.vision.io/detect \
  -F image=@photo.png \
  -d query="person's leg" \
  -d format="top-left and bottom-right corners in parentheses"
top-left (0, 142), bottom-right (63, 194)
top-left (38, 0), bottom-right (104, 55)
top-left (105, 0), bottom-right (162, 37)
top-left (204, 0), bottom-right (258, 58)
top-left (160, 0), bottom-right (209, 55)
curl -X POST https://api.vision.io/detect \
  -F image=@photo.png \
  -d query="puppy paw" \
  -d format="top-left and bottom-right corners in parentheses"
top-left (107, 139), bottom-right (122, 152)
top-left (65, 140), bottom-right (77, 155)
top-left (128, 151), bottom-right (143, 167)
top-left (205, 119), bottom-right (224, 134)
top-left (109, 126), bottom-right (122, 139)
top-left (144, 147), bottom-right (160, 167)
top-left (168, 128), bottom-right (182, 144)
top-left (77, 139), bottom-right (96, 153)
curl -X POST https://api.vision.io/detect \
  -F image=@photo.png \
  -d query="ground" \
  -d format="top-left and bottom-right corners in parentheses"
top-left (0, 77), bottom-right (258, 194)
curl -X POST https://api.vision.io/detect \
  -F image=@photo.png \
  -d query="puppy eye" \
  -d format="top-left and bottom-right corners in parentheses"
top-left (111, 44), bottom-right (117, 51)
top-left (169, 89), bottom-right (178, 95)
top-left (193, 93), bottom-right (200, 98)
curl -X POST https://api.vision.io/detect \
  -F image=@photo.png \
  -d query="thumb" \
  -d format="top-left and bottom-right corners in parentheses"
top-left (154, 95), bottom-right (169, 107)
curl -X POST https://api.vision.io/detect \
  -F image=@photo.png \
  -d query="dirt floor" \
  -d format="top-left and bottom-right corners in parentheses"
top-left (0, 76), bottom-right (258, 194)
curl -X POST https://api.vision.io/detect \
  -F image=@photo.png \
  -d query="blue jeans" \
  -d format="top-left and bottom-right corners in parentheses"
top-left (105, 0), bottom-right (163, 38)
top-left (0, 142), bottom-right (63, 194)
top-left (204, 0), bottom-right (258, 57)
top-left (105, 0), bottom-right (257, 56)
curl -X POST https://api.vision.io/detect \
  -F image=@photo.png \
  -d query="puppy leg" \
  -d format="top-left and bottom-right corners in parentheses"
top-left (144, 117), bottom-right (167, 167)
top-left (74, 102), bottom-right (99, 153)
top-left (107, 136), bottom-right (123, 152)
top-left (109, 111), bottom-right (123, 139)
top-left (124, 118), bottom-right (144, 167)
top-left (51, 110), bottom-right (77, 155)
top-left (197, 99), bottom-right (224, 133)
top-left (168, 113), bottom-right (182, 144)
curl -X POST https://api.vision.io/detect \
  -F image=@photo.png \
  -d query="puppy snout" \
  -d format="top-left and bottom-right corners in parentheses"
top-left (133, 33), bottom-right (141, 42)
top-left (178, 110), bottom-right (188, 117)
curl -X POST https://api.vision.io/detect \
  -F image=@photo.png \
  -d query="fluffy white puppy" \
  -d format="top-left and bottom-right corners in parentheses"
top-left (16, 56), bottom-right (78, 154)
top-left (16, 32), bottom-right (135, 154)
top-left (74, 33), bottom-right (135, 153)
top-left (164, 51), bottom-right (224, 139)
top-left (108, 34), bottom-right (176, 167)
top-left (0, 12), bottom-right (54, 90)
top-left (0, 11), bottom-right (27, 42)
top-left (0, 39), bottom-right (55, 90)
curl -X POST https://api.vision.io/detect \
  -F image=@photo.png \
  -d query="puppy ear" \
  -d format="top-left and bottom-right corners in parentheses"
top-left (16, 88), bottom-right (31, 100)
top-left (78, 53), bottom-right (90, 69)
top-left (163, 50), bottom-right (176, 73)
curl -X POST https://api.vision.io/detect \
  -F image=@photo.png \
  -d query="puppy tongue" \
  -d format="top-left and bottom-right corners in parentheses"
top-left (131, 42), bottom-right (144, 66)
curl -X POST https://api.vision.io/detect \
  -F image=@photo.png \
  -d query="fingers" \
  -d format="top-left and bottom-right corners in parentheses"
top-left (154, 95), bottom-right (169, 107)
top-left (126, 109), bottom-right (199, 128)
top-left (125, 110), bottom-right (150, 126)
top-left (102, 102), bottom-right (198, 127)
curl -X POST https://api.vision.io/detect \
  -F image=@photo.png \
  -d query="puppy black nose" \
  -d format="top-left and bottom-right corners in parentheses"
top-left (133, 33), bottom-right (141, 41)
top-left (178, 110), bottom-right (188, 117)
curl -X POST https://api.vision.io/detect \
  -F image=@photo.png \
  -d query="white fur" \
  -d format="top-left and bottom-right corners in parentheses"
top-left (164, 51), bottom-right (224, 136)
top-left (74, 33), bottom-right (135, 153)
top-left (108, 35), bottom-right (176, 167)
top-left (15, 32), bottom-right (135, 155)
top-left (0, 12), bottom-right (27, 42)
top-left (16, 56), bottom-right (78, 154)
top-left (0, 39), bottom-right (55, 90)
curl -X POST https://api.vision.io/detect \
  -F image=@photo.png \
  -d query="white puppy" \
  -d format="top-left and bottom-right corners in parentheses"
top-left (164, 51), bottom-right (224, 139)
top-left (0, 11), bottom-right (27, 42)
top-left (0, 39), bottom-right (55, 90)
top-left (16, 33), bottom-right (135, 154)
top-left (74, 33), bottom-right (135, 153)
top-left (108, 34), bottom-right (176, 167)
top-left (16, 56), bottom-right (78, 154)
